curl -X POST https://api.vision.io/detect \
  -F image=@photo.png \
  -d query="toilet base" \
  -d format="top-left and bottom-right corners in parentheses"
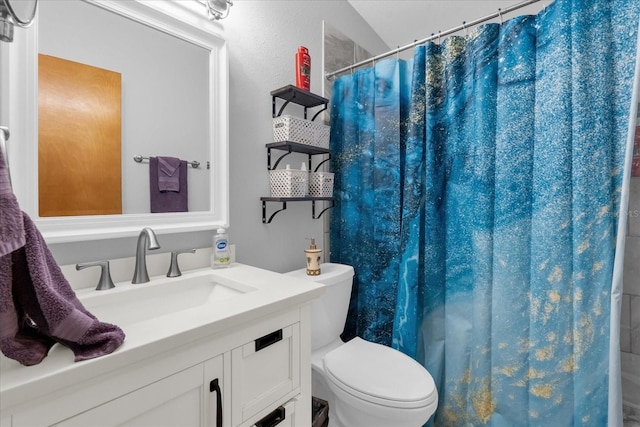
top-left (312, 363), bottom-right (436, 427)
top-left (328, 384), bottom-right (435, 427)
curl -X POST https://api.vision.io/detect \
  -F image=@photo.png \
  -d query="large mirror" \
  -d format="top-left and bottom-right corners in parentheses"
top-left (6, 0), bottom-right (229, 242)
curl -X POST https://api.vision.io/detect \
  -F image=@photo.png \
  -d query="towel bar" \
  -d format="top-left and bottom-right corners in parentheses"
top-left (133, 154), bottom-right (209, 169)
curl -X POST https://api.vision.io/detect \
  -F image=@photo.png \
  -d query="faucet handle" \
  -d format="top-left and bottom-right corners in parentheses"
top-left (76, 260), bottom-right (115, 291)
top-left (167, 249), bottom-right (196, 278)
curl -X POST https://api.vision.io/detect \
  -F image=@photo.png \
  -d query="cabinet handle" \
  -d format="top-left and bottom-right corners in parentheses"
top-left (209, 378), bottom-right (223, 427)
top-left (254, 406), bottom-right (286, 427)
top-left (255, 329), bottom-right (283, 352)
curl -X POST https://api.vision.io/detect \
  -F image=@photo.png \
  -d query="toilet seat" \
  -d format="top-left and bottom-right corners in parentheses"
top-left (323, 337), bottom-right (437, 410)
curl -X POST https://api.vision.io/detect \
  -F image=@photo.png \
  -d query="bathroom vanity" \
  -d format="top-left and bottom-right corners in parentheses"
top-left (0, 264), bottom-right (324, 427)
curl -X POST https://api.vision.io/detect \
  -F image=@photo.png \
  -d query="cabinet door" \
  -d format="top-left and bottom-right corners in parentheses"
top-left (55, 355), bottom-right (225, 427)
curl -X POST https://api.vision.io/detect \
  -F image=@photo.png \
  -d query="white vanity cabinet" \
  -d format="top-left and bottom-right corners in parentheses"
top-left (1, 264), bottom-right (323, 427)
top-left (2, 308), bottom-right (310, 427)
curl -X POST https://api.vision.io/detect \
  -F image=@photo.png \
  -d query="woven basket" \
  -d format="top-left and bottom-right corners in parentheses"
top-left (309, 172), bottom-right (334, 197)
top-left (269, 169), bottom-right (308, 197)
top-left (273, 115), bottom-right (330, 149)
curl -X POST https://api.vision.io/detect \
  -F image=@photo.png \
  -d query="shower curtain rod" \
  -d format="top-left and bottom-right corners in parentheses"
top-left (325, 0), bottom-right (542, 80)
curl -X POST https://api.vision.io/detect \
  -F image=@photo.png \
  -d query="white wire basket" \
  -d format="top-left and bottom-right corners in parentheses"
top-left (273, 115), bottom-right (330, 149)
top-left (309, 172), bottom-right (334, 197)
top-left (269, 168), bottom-right (308, 198)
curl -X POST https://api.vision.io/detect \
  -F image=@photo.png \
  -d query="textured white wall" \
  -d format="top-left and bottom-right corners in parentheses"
top-left (623, 178), bottom-right (640, 412)
top-left (221, 0), bottom-right (388, 273)
top-left (621, 57), bottom-right (640, 417)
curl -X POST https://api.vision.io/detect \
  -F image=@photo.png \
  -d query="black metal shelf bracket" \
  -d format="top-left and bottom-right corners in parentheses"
top-left (267, 146), bottom-right (294, 170)
top-left (273, 98), bottom-right (292, 118)
top-left (312, 199), bottom-right (335, 219)
top-left (271, 85), bottom-right (329, 120)
top-left (314, 155), bottom-right (330, 172)
top-left (266, 142), bottom-right (330, 171)
top-left (261, 197), bottom-right (335, 223)
top-left (262, 200), bottom-right (288, 224)
top-left (310, 105), bottom-right (328, 122)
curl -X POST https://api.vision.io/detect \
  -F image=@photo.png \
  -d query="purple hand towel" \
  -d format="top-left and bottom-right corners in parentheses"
top-left (149, 156), bottom-right (188, 213)
top-left (157, 156), bottom-right (181, 192)
top-left (0, 213), bottom-right (125, 366)
top-left (0, 142), bottom-right (25, 257)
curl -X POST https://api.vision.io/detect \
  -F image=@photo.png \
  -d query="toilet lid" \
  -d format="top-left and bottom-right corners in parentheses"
top-left (323, 337), bottom-right (437, 409)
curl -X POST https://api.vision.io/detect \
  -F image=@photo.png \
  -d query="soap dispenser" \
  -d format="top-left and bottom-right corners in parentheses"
top-left (305, 237), bottom-right (322, 276)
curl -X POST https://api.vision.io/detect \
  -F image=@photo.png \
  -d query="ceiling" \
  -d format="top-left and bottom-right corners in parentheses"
top-left (347, 0), bottom-right (546, 50)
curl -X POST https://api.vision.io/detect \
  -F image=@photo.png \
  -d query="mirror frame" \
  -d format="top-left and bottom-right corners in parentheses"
top-left (7, 0), bottom-right (229, 243)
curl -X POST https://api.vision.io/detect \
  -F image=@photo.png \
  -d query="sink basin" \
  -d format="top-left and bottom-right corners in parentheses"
top-left (78, 271), bottom-right (256, 327)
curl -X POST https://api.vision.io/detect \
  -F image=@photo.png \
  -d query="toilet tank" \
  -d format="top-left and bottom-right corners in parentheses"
top-left (285, 263), bottom-right (354, 351)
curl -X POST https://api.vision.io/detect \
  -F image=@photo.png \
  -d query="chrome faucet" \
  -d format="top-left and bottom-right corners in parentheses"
top-left (132, 227), bottom-right (161, 284)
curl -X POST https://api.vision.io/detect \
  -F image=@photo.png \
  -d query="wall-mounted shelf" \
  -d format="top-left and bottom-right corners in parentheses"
top-left (262, 86), bottom-right (333, 224)
top-left (260, 197), bottom-right (335, 224)
top-left (266, 141), bottom-right (330, 171)
top-left (271, 85), bottom-right (328, 120)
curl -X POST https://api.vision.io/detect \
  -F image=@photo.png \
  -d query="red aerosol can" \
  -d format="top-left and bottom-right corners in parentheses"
top-left (295, 46), bottom-right (311, 91)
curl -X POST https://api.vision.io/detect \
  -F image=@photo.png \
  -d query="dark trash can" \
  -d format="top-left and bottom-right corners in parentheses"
top-left (312, 397), bottom-right (329, 427)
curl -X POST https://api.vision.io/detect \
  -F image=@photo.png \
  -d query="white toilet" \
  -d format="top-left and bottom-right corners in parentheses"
top-left (286, 263), bottom-right (438, 427)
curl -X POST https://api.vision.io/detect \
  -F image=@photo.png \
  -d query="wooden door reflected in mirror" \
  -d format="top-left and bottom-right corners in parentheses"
top-left (38, 54), bottom-right (122, 217)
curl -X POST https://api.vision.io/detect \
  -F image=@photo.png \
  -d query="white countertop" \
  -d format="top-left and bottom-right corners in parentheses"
top-left (0, 263), bottom-right (324, 412)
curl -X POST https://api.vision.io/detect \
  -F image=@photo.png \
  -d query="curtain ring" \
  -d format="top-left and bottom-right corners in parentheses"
top-left (396, 47), bottom-right (400, 61)
top-left (462, 21), bottom-right (468, 36)
top-left (498, 8), bottom-right (503, 24)
top-left (438, 30), bottom-right (442, 44)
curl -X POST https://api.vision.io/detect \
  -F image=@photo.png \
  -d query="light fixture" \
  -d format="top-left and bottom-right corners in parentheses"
top-left (206, 0), bottom-right (233, 20)
top-left (0, 0), bottom-right (38, 43)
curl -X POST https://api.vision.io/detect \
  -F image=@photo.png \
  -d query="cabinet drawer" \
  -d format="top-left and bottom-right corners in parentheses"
top-left (250, 400), bottom-right (296, 427)
top-left (232, 323), bottom-right (300, 424)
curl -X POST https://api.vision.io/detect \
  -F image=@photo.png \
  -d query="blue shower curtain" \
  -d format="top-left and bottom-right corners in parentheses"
top-left (329, 1), bottom-right (640, 425)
